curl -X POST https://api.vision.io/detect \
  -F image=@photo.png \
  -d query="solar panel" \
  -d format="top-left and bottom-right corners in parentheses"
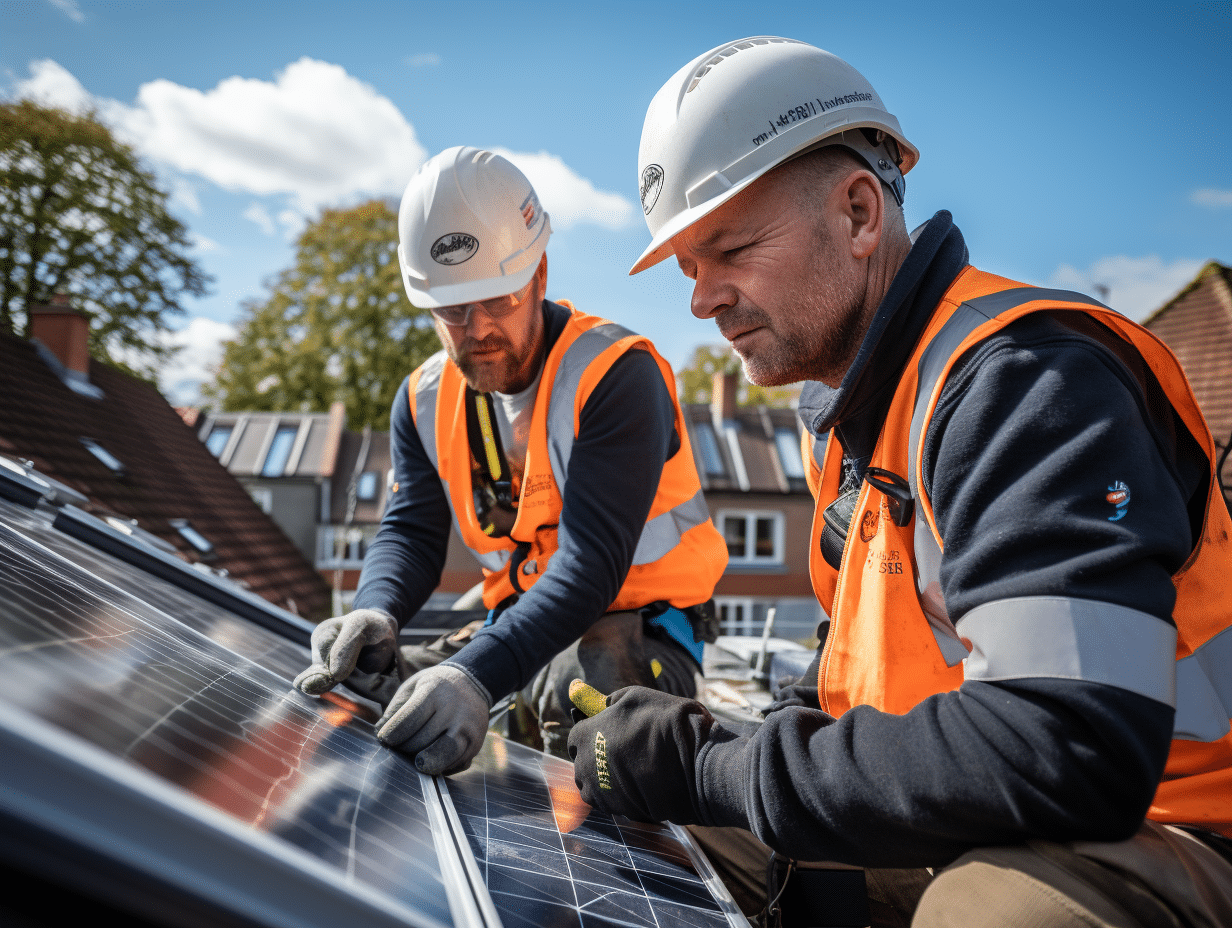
top-left (442, 736), bottom-right (746, 928)
top-left (0, 491), bottom-right (749, 928)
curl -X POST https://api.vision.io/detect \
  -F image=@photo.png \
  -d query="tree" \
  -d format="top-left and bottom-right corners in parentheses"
top-left (677, 343), bottom-right (801, 407)
top-left (206, 200), bottom-right (438, 430)
top-left (0, 100), bottom-right (210, 379)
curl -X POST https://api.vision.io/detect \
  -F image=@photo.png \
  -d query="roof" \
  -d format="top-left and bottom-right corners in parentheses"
top-left (682, 402), bottom-right (810, 495)
top-left (1140, 261), bottom-right (1232, 468)
top-left (0, 332), bottom-right (331, 619)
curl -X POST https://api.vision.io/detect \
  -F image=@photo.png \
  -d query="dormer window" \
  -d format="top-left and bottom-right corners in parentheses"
top-left (774, 427), bottom-right (807, 480)
top-left (692, 423), bottom-right (726, 477)
top-left (80, 437), bottom-right (125, 475)
top-left (205, 426), bottom-right (233, 458)
top-left (261, 426), bottom-right (298, 477)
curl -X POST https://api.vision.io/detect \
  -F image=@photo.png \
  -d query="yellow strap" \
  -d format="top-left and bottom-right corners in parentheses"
top-left (474, 395), bottom-right (503, 481)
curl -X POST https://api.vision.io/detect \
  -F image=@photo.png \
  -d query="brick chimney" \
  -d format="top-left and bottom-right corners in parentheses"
top-left (30, 294), bottom-right (90, 375)
top-left (711, 370), bottom-right (738, 426)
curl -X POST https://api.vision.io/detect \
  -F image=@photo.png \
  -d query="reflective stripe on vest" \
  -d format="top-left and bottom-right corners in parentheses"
top-left (411, 351), bottom-right (510, 573)
top-left (906, 286), bottom-right (1231, 742)
top-left (545, 324), bottom-right (712, 565)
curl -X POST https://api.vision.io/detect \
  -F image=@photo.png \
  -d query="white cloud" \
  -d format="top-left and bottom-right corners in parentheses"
top-left (114, 58), bottom-right (427, 214)
top-left (13, 59), bottom-right (92, 113)
top-left (495, 148), bottom-right (636, 231)
top-left (170, 178), bottom-right (201, 215)
top-left (1046, 255), bottom-right (1205, 321)
top-left (1191, 188), bottom-right (1232, 209)
top-left (405, 53), bottom-right (441, 67)
top-left (191, 234), bottom-right (221, 253)
top-left (47, 0), bottom-right (84, 23)
top-left (159, 316), bottom-right (236, 406)
top-left (10, 59), bottom-right (635, 237)
top-left (244, 202), bottom-right (277, 236)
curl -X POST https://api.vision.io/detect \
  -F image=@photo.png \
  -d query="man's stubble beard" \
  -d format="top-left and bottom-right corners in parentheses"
top-left (738, 269), bottom-right (868, 389)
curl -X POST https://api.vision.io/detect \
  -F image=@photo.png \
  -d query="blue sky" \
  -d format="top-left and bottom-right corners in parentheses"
top-left (4, 0), bottom-right (1230, 405)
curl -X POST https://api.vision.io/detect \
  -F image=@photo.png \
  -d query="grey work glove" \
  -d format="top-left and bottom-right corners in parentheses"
top-left (376, 663), bottom-right (492, 775)
top-left (293, 608), bottom-right (408, 706)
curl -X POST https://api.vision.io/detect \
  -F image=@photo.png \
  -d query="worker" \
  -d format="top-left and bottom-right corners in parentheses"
top-left (568, 37), bottom-right (1232, 927)
top-left (295, 146), bottom-right (727, 774)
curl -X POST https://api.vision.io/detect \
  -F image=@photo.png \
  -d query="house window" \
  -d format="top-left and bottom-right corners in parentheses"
top-left (205, 426), bottom-right (233, 458)
top-left (79, 437), bottom-right (125, 475)
top-left (261, 426), bottom-right (298, 477)
top-left (717, 509), bottom-right (784, 564)
top-left (774, 427), bottom-right (807, 479)
top-left (169, 518), bottom-right (214, 556)
top-left (317, 525), bottom-right (375, 567)
top-left (691, 423), bottom-right (726, 477)
top-left (714, 597), bottom-right (775, 636)
top-left (355, 471), bottom-right (379, 501)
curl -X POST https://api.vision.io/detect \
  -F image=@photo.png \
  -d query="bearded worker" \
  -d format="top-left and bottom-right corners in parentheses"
top-left (568, 37), bottom-right (1232, 928)
top-left (295, 146), bottom-right (727, 772)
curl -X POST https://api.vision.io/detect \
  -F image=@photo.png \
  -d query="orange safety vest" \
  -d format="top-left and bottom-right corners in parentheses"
top-left (408, 301), bottom-right (727, 613)
top-left (806, 266), bottom-right (1232, 834)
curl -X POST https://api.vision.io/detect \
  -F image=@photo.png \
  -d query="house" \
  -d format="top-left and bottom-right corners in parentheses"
top-left (682, 372), bottom-right (823, 643)
top-left (193, 407), bottom-right (483, 613)
top-left (0, 297), bottom-right (331, 619)
top-left (1141, 260), bottom-right (1232, 502)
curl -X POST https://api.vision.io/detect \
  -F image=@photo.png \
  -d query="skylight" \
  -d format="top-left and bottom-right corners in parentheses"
top-left (168, 518), bottom-right (214, 555)
top-left (79, 437), bottom-right (125, 475)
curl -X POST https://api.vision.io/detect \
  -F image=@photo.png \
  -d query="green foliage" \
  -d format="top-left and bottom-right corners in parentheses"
top-left (677, 343), bottom-right (800, 407)
top-left (0, 100), bottom-right (210, 379)
top-left (206, 200), bottom-right (438, 430)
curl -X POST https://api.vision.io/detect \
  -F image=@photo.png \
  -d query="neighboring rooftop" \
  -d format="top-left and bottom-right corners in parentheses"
top-left (0, 301), bottom-right (331, 619)
top-left (682, 371), bottom-right (809, 495)
top-left (1142, 260), bottom-right (1232, 495)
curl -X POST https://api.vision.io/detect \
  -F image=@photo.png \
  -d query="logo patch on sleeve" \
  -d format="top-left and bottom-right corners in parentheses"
top-left (1106, 481), bottom-right (1131, 521)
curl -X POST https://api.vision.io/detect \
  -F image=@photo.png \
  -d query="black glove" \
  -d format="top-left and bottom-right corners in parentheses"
top-left (762, 648), bottom-right (822, 717)
top-left (567, 685), bottom-right (716, 824)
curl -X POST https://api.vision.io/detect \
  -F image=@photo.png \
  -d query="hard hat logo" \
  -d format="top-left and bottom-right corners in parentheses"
top-left (640, 164), bottom-right (664, 216)
top-left (520, 191), bottom-right (542, 230)
top-left (430, 233), bottom-right (479, 266)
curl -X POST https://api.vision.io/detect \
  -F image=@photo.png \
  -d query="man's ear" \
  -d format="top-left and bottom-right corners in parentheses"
top-left (838, 170), bottom-right (884, 261)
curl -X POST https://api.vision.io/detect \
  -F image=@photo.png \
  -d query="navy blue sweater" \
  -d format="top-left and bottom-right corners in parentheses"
top-left (353, 301), bottom-right (679, 702)
top-left (694, 212), bottom-right (1203, 867)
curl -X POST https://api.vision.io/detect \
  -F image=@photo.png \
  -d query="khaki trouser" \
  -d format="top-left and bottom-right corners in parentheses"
top-left (402, 609), bottom-right (699, 760)
top-left (688, 821), bottom-right (1232, 928)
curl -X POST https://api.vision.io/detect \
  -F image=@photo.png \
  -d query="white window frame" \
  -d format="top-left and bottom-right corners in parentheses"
top-left (714, 597), bottom-right (778, 637)
top-left (716, 508), bottom-right (785, 566)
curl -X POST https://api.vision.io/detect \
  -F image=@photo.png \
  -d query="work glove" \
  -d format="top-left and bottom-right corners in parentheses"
top-left (293, 608), bottom-right (408, 706)
top-left (376, 663), bottom-right (492, 775)
top-left (567, 684), bottom-right (717, 824)
top-left (762, 649), bottom-right (822, 717)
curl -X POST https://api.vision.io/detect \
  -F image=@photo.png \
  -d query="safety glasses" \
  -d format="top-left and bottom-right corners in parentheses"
top-left (429, 279), bottom-right (536, 327)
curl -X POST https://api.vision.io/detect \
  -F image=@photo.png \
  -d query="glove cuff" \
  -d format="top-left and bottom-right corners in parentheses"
top-left (440, 661), bottom-right (493, 709)
top-left (694, 724), bottom-right (753, 830)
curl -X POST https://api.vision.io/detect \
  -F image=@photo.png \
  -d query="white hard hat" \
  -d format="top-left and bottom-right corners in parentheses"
top-left (631, 37), bottom-right (918, 275)
top-left (397, 146), bottom-right (551, 308)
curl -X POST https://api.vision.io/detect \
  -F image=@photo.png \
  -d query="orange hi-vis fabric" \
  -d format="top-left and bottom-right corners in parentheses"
top-left (805, 266), bottom-right (1232, 835)
top-left (408, 301), bottom-right (727, 613)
